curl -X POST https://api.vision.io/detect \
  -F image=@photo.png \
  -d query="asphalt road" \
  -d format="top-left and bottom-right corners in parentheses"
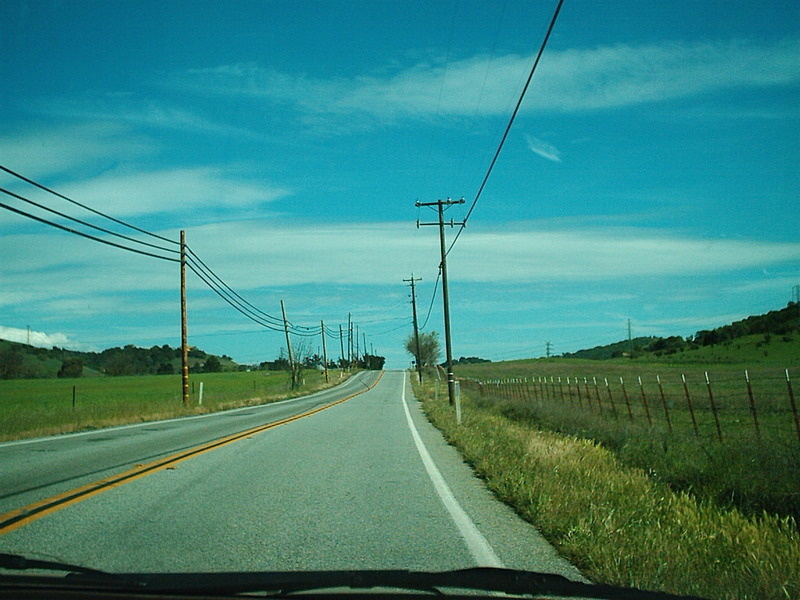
top-left (0, 370), bottom-right (583, 580)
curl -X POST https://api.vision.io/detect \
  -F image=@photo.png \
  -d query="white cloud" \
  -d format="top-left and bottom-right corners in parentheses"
top-left (0, 166), bottom-right (292, 222)
top-left (524, 134), bottom-right (562, 162)
top-left (184, 37), bottom-right (800, 120)
top-left (0, 325), bottom-right (74, 349)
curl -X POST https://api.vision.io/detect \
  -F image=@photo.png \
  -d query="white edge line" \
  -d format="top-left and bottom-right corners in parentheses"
top-left (401, 373), bottom-right (504, 568)
top-left (0, 371), bottom-right (368, 448)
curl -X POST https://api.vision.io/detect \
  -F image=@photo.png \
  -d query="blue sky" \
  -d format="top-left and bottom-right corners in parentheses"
top-left (1, 0), bottom-right (798, 369)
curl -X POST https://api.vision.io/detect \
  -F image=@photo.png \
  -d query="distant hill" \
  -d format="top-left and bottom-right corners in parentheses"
top-left (562, 302), bottom-right (799, 361)
top-left (0, 340), bottom-right (238, 380)
top-left (562, 337), bottom-right (659, 360)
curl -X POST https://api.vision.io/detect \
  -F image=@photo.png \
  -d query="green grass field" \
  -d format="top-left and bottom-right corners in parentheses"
top-left (0, 369), bottom-right (352, 442)
top-left (453, 343), bottom-right (800, 520)
top-left (414, 373), bottom-right (800, 600)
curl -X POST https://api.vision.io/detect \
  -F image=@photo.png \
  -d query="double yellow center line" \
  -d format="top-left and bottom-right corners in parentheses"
top-left (0, 372), bottom-right (382, 535)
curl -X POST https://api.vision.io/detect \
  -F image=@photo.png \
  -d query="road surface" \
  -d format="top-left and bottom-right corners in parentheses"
top-left (0, 370), bottom-right (582, 579)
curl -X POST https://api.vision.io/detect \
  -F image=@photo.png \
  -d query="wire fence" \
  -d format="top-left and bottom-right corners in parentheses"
top-left (461, 367), bottom-right (800, 443)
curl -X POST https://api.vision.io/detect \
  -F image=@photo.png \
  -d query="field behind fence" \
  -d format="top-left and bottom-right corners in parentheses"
top-left (465, 367), bottom-right (800, 443)
top-left (454, 360), bottom-right (800, 518)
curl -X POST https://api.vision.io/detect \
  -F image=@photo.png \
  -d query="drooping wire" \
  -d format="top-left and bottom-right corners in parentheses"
top-left (185, 247), bottom-right (285, 328)
top-left (0, 165), bottom-right (178, 246)
top-left (0, 186), bottom-right (180, 258)
top-left (446, 0), bottom-right (565, 256)
top-left (0, 199), bottom-right (180, 263)
top-left (419, 268), bottom-right (442, 330)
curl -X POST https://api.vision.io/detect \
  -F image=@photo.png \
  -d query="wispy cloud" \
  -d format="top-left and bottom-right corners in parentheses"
top-left (524, 134), bottom-right (562, 162)
top-left (182, 37), bottom-right (800, 122)
top-left (0, 123), bottom-right (155, 179)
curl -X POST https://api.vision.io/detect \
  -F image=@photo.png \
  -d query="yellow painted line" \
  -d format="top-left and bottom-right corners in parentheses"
top-left (0, 371), bottom-right (383, 535)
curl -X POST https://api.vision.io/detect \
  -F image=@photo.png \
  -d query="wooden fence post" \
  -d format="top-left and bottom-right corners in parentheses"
top-left (605, 378), bottom-right (618, 420)
top-left (744, 370), bottom-right (760, 439)
top-left (656, 375), bottom-right (672, 433)
top-left (593, 377), bottom-right (603, 413)
top-left (682, 373), bottom-right (699, 436)
top-left (620, 377), bottom-right (633, 421)
top-left (787, 369), bottom-right (800, 442)
top-left (705, 371), bottom-right (723, 442)
top-left (638, 376), bottom-right (652, 427)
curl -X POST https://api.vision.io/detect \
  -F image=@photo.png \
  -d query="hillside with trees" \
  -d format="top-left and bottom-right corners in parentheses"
top-left (562, 302), bottom-right (799, 360)
top-left (0, 340), bottom-right (235, 380)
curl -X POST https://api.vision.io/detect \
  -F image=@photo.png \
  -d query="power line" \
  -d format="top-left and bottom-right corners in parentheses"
top-left (0, 186), bottom-right (180, 258)
top-left (420, 268), bottom-right (441, 330)
top-left (0, 165), bottom-right (177, 246)
top-left (446, 0), bottom-right (565, 256)
top-left (0, 199), bottom-right (180, 263)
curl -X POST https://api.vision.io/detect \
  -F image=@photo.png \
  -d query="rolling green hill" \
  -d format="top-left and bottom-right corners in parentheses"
top-left (0, 339), bottom-right (238, 380)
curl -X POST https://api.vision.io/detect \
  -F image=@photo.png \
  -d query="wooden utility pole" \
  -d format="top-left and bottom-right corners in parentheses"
top-left (320, 320), bottom-right (329, 383)
top-left (404, 275), bottom-right (423, 382)
top-left (281, 300), bottom-right (297, 388)
top-left (339, 324), bottom-right (345, 370)
top-left (180, 230), bottom-right (189, 406)
top-left (416, 197), bottom-right (465, 406)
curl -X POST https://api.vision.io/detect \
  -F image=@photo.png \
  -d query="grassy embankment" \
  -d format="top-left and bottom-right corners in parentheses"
top-left (413, 370), bottom-right (799, 600)
top-left (453, 336), bottom-right (800, 520)
top-left (0, 369), bottom-right (351, 442)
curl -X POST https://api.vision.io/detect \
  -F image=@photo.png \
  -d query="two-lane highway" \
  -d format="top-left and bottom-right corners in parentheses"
top-left (0, 370), bottom-right (583, 579)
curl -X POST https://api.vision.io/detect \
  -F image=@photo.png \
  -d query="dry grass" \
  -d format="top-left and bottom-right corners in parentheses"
top-left (415, 374), bottom-right (800, 600)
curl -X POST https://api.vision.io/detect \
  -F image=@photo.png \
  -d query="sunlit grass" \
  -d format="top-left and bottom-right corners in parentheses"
top-left (414, 373), bottom-right (800, 600)
top-left (0, 369), bottom-right (352, 441)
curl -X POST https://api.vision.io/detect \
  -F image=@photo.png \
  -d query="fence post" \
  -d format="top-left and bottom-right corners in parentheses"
top-left (72, 385), bottom-right (76, 410)
top-left (656, 375), bottom-right (672, 433)
top-left (566, 377), bottom-right (573, 404)
top-left (605, 377), bottom-right (618, 420)
top-left (705, 371), bottom-right (723, 442)
top-left (575, 376), bottom-right (584, 409)
top-left (593, 377), bottom-right (603, 413)
top-left (682, 373), bottom-right (699, 436)
top-left (744, 370), bottom-right (760, 439)
top-left (620, 377), bottom-right (633, 421)
top-left (787, 369), bottom-right (800, 442)
top-left (638, 376), bottom-right (652, 427)
top-left (583, 377), bottom-right (592, 411)
top-left (558, 376), bottom-right (564, 401)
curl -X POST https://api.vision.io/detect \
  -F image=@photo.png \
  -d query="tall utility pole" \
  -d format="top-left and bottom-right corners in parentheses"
top-left (281, 300), bottom-right (297, 388)
top-left (416, 197), bottom-right (465, 406)
top-left (180, 230), bottom-right (189, 406)
top-left (320, 320), bottom-right (329, 383)
top-left (404, 275), bottom-right (423, 383)
top-left (545, 341), bottom-right (552, 358)
top-left (339, 324), bottom-right (346, 370)
top-left (347, 313), bottom-right (353, 367)
top-left (627, 318), bottom-right (633, 358)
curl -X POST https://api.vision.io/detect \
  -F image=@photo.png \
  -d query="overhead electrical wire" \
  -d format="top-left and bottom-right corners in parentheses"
top-left (0, 198), bottom-right (180, 263)
top-left (1, 166), bottom-right (349, 343)
top-left (445, 0), bottom-right (565, 256)
top-left (0, 165), bottom-right (177, 246)
top-left (0, 186), bottom-right (180, 258)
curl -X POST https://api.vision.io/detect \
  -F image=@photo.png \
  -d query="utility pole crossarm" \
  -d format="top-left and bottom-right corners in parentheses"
top-left (414, 198), bottom-right (465, 406)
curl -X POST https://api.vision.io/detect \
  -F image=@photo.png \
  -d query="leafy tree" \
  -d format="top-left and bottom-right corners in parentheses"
top-left (0, 349), bottom-right (24, 379)
top-left (404, 331), bottom-right (440, 368)
top-left (57, 358), bottom-right (83, 378)
top-left (203, 355), bottom-right (221, 373)
top-left (363, 354), bottom-right (385, 370)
